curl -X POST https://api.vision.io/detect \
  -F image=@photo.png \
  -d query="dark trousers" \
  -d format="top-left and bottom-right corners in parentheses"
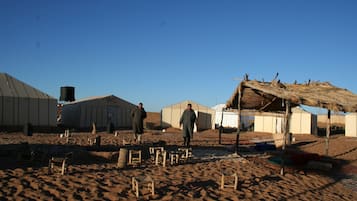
top-left (183, 137), bottom-right (191, 147)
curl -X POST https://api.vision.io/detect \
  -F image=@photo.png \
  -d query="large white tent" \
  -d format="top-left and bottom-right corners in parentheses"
top-left (0, 73), bottom-right (57, 129)
top-left (60, 95), bottom-right (136, 130)
top-left (161, 100), bottom-right (215, 131)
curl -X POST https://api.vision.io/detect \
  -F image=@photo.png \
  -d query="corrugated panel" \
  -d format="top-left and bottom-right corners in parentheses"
top-left (0, 96), bottom-right (3, 124)
top-left (13, 96), bottom-right (19, 125)
top-left (29, 98), bottom-right (39, 125)
top-left (18, 98), bottom-right (29, 125)
top-left (3, 96), bottom-right (13, 125)
top-left (48, 99), bottom-right (57, 126)
top-left (38, 99), bottom-right (48, 126)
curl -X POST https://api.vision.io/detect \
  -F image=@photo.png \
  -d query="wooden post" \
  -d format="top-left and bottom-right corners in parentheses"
top-left (280, 100), bottom-right (291, 175)
top-left (219, 108), bottom-right (224, 144)
top-left (92, 122), bottom-right (96, 135)
top-left (235, 84), bottom-right (242, 154)
top-left (325, 110), bottom-right (331, 156)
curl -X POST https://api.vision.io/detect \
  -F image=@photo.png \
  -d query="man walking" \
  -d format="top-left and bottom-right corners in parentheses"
top-left (179, 103), bottom-right (196, 147)
top-left (131, 102), bottom-right (147, 144)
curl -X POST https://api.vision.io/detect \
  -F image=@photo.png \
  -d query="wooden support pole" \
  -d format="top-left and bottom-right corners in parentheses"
top-left (235, 84), bottom-right (242, 154)
top-left (219, 108), bottom-right (224, 144)
top-left (280, 100), bottom-right (291, 176)
top-left (325, 110), bottom-right (331, 156)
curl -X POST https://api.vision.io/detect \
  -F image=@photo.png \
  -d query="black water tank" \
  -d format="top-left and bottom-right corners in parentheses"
top-left (60, 86), bottom-right (75, 102)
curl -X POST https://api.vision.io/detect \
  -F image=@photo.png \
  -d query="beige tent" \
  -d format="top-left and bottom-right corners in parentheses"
top-left (345, 113), bottom-right (357, 137)
top-left (290, 107), bottom-right (317, 135)
top-left (0, 73), bottom-right (57, 129)
top-left (161, 100), bottom-right (215, 131)
top-left (61, 95), bottom-right (136, 130)
top-left (254, 107), bottom-right (317, 135)
top-left (254, 112), bottom-right (284, 134)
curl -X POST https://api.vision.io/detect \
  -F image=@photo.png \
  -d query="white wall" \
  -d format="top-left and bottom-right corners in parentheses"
top-left (254, 115), bottom-right (283, 133)
top-left (254, 111), bottom-right (317, 135)
top-left (346, 113), bottom-right (357, 137)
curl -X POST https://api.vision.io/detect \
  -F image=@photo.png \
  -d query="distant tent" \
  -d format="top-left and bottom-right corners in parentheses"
top-left (289, 107), bottom-right (317, 135)
top-left (161, 100), bottom-right (215, 131)
top-left (254, 107), bottom-right (317, 135)
top-left (0, 73), bottom-right (57, 129)
top-left (60, 95), bottom-right (136, 130)
top-left (212, 104), bottom-right (253, 129)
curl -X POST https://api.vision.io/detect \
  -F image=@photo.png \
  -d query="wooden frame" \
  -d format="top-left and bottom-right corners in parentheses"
top-left (132, 176), bottom-right (155, 198)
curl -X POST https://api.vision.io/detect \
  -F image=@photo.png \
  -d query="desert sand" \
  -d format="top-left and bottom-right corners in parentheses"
top-left (1, 129), bottom-right (357, 201)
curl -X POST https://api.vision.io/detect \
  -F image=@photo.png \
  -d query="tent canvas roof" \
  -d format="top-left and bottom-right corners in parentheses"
top-left (63, 94), bottom-right (135, 107)
top-left (0, 73), bottom-right (55, 99)
top-left (227, 79), bottom-right (357, 113)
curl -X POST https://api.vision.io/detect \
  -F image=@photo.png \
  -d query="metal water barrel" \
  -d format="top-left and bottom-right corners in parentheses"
top-left (60, 86), bottom-right (75, 102)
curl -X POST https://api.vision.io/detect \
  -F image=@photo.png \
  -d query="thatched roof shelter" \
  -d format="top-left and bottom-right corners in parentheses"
top-left (227, 79), bottom-right (357, 113)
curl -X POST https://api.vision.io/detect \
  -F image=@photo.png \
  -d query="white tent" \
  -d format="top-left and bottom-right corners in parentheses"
top-left (345, 113), bottom-right (357, 137)
top-left (0, 73), bottom-right (57, 128)
top-left (254, 107), bottom-right (317, 135)
top-left (61, 95), bottom-right (136, 130)
top-left (161, 100), bottom-right (215, 131)
top-left (212, 104), bottom-right (253, 129)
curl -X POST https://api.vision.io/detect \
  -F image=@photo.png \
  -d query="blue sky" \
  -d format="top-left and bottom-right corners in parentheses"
top-left (1, 0), bottom-right (356, 112)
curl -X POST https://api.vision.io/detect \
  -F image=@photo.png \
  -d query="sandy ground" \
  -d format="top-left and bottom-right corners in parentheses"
top-left (1, 130), bottom-right (357, 201)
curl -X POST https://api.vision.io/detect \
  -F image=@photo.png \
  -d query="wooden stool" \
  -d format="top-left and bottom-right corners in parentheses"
top-left (169, 151), bottom-right (181, 165)
top-left (88, 136), bottom-right (101, 146)
top-left (66, 136), bottom-right (75, 144)
top-left (178, 147), bottom-right (192, 162)
top-left (155, 150), bottom-right (167, 167)
top-left (149, 147), bottom-right (164, 161)
top-left (122, 138), bottom-right (131, 146)
top-left (48, 152), bottom-right (73, 175)
top-left (128, 150), bottom-right (142, 166)
top-left (220, 171), bottom-right (238, 190)
top-left (131, 176), bottom-right (155, 198)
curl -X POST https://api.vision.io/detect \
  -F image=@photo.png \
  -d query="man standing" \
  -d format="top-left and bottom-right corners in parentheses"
top-left (131, 102), bottom-right (147, 144)
top-left (180, 103), bottom-right (197, 147)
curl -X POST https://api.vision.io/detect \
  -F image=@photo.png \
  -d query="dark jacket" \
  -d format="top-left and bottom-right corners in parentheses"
top-left (180, 109), bottom-right (196, 137)
top-left (131, 107), bottom-right (147, 134)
